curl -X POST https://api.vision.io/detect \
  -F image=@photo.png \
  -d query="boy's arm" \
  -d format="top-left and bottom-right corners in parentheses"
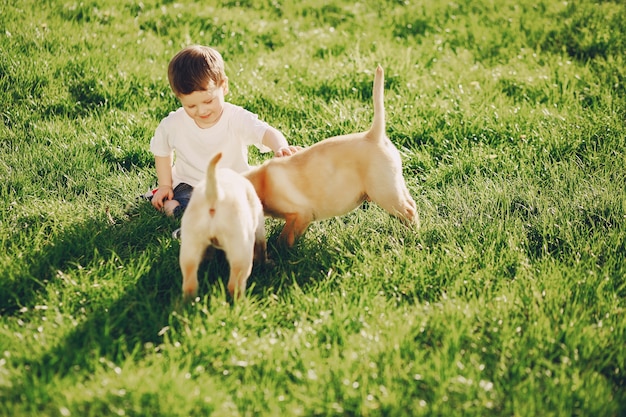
top-left (155, 155), bottom-right (174, 187)
top-left (262, 127), bottom-right (301, 157)
top-left (151, 155), bottom-right (174, 210)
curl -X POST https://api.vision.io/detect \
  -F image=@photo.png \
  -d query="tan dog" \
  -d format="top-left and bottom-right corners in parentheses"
top-left (244, 65), bottom-right (419, 246)
top-left (179, 152), bottom-right (267, 299)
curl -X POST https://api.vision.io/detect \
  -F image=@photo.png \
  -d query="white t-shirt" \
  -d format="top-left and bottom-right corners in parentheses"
top-left (150, 103), bottom-right (271, 187)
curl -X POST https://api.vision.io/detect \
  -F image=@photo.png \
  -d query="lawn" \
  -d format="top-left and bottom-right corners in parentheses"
top-left (1, 0), bottom-right (625, 415)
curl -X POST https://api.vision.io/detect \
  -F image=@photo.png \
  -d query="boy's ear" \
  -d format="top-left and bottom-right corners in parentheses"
top-left (222, 77), bottom-right (229, 95)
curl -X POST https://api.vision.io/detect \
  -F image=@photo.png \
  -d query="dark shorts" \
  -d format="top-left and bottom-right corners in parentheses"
top-left (172, 182), bottom-right (194, 218)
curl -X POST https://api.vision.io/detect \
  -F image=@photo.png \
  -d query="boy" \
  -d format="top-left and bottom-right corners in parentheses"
top-left (149, 45), bottom-right (299, 217)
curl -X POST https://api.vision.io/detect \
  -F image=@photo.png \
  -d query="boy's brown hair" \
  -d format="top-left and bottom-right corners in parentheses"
top-left (167, 45), bottom-right (226, 96)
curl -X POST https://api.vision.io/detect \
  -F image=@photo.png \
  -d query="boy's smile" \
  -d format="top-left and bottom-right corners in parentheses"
top-left (179, 80), bottom-right (228, 129)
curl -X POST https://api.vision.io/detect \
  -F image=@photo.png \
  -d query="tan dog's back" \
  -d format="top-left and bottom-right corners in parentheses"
top-left (245, 66), bottom-right (418, 246)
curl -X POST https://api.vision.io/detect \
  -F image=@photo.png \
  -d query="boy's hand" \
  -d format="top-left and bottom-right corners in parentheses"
top-left (151, 185), bottom-right (174, 210)
top-left (274, 145), bottom-right (303, 157)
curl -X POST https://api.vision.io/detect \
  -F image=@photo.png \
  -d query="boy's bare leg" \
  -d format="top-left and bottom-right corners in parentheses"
top-left (163, 200), bottom-right (180, 217)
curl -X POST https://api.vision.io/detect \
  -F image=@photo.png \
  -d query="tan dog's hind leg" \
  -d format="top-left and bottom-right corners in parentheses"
top-left (368, 182), bottom-right (419, 227)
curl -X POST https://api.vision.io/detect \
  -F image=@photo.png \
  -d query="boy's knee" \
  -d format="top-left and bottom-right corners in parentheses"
top-left (163, 200), bottom-right (181, 217)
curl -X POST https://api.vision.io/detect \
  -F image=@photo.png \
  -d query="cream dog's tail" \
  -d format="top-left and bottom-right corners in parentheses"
top-left (205, 152), bottom-right (224, 208)
top-left (367, 65), bottom-right (385, 141)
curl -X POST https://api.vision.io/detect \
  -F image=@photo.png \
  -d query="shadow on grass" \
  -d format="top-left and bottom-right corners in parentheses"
top-left (2, 203), bottom-right (347, 386)
top-left (248, 211), bottom-right (429, 302)
top-left (4, 202), bottom-right (424, 399)
top-left (3, 202), bottom-right (184, 386)
top-left (0, 202), bottom-right (173, 316)
top-left (246, 220), bottom-right (354, 298)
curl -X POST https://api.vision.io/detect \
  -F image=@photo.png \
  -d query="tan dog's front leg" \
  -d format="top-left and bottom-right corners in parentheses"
top-left (279, 213), bottom-right (312, 247)
top-left (254, 239), bottom-right (268, 265)
top-left (253, 212), bottom-right (269, 264)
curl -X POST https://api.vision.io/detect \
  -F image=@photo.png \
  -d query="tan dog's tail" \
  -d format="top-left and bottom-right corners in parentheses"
top-left (367, 65), bottom-right (385, 141)
top-left (205, 152), bottom-right (224, 207)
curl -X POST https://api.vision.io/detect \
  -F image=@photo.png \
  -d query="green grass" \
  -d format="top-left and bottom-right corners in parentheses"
top-left (1, 0), bottom-right (625, 415)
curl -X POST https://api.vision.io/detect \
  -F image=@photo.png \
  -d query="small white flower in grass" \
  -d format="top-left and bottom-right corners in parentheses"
top-left (456, 375), bottom-right (472, 385)
top-left (479, 380), bottom-right (494, 391)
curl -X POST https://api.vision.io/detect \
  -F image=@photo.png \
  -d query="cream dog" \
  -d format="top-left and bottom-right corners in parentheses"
top-left (244, 65), bottom-right (419, 246)
top-left (179, 152), bottom-right (267, 299)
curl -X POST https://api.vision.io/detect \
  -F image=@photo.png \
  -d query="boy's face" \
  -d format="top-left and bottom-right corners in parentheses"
top-left (178, 79), bottom-right (228, 129)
